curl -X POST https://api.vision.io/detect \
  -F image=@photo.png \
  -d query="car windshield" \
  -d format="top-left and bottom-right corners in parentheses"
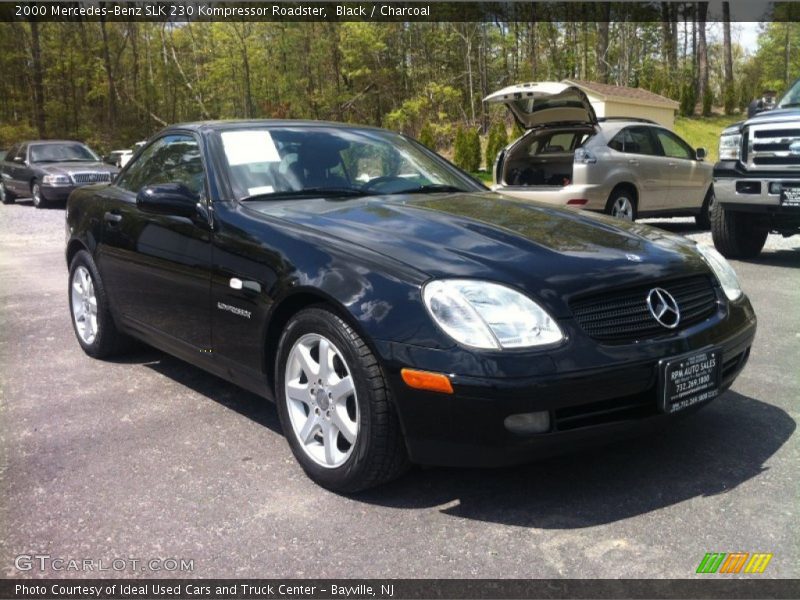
top-left (217, 126), bottom-right (480, 201)
top-left (777, 80), bottom-right (800, 108)
top-left (30, 143), bottom-right (99, 163)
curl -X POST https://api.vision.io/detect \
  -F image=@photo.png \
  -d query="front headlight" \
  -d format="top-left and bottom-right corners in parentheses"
top-left (43, 174), bottom-right (71, 186)
top-left (422, 279), bottom-right (564, 349)
top-left (695, 243), bottom-right (742, 301)
top-left (718, 132), bottom-right (742, 161)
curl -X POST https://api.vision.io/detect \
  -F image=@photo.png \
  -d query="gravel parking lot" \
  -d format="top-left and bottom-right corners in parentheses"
top-left (1, 198), bottom-right (797, 579)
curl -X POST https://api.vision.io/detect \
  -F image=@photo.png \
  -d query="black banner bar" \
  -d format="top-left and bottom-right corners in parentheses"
top-left (2, 579), bottom-right (800, 600)
top-left (1, 1), bottom-right (799, 23)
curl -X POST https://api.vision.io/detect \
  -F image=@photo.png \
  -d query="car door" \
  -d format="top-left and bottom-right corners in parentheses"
top-left (95, 133), bottom-right (212, 350)
top-left (1, 144), bottom-right (18, 192)
top-left (9, 144), bottom-right (30, 195)
top-left (651, 127), bottom-right (707, 210)
top-left (618, 126), bottom-right (669, 212)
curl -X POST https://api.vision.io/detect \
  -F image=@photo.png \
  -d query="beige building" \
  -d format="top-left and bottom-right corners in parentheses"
top-left (562, 79), bottom-right (680, 128)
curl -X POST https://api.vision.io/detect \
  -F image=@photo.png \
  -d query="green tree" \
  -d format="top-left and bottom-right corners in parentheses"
top-left (453, 126), bottom-right (468, 169)
top-left (485, 122), bottom-right (508, 170)
top-left (418, 123), bottom-right (436, 149)
top-left (465, 128), bottom-right (481, 172)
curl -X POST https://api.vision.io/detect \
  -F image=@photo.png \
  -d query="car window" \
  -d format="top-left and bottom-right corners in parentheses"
top-left (617, 127), bottom-right (661, 156)
top-left (6, 144), bottom-right (19, 161)
top-left (653, 129), bottom-right (694, 160)
top-left (543, 132), bottom-right (575, 153)
top-left (118, 134), bottom-right (205, 197)
top-left (218, 127), bottom-right (476, 199)
top-left (29, 143), bottom-right (98, 163)
top-left (608, 132), bottom-right (624, 152)
top-left (16, 144), bottom-right (28, 161)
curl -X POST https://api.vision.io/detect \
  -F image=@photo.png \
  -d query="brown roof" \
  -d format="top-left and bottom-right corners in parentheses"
top-left (563, 79), bottom-right (679, 108)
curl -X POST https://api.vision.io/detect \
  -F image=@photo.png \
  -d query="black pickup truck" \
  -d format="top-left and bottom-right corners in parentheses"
top-left (712, 79), bottom-right (800, 258)
top-left (0, 140), bottom-right (118, 208)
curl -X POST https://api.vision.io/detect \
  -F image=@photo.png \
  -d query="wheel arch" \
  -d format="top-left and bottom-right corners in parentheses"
top-left (263, 288), bottom-right (384, 397)
top-left (608, 181), bottom-right (639, 206)
top-left (66, 239), bottom-right (89, 268)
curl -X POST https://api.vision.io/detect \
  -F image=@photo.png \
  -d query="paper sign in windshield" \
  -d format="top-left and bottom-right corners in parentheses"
top-left (221, 131), bottom-right (280, 165)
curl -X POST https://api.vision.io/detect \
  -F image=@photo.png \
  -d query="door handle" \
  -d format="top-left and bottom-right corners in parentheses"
top-left (104, 211), bottom-right (122, 224)
top-left (628, 159), bottom-right (639, 166)
top-left (668, 162), bottom-right (677, 168)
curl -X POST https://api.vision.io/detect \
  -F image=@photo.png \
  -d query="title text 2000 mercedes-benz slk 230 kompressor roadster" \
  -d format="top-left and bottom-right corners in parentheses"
top-left (65, 121), bottom-right (756, 492)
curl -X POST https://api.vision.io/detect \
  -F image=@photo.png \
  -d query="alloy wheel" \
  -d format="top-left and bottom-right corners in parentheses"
top-left (612, 196), bottom-right (634, 220)
top-left (32, 184), bottom-right (42, 208)
top-left (71, 265), bottom-right (98, 344)
top-left (284, 333), bottom-right (359, 468)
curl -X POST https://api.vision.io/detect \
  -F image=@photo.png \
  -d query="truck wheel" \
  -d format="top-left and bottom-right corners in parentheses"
top-left (32, 182), bottom-right (48, 209)
top-left (711, 203), bottom-right (768, 259)
top-left (275, 307), bottom-right (409, 493)
top-left (0, 181), bottom-right (15, 205)
top-left (695, 188), bottom-right (714, 230)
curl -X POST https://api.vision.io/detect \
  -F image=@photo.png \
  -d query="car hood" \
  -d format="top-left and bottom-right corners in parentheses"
top-left (484, 82), bottom-right (598, 128)
top-left (252, 192), bottom-right (711, 318)
top-left (36, 162), bottom-right (118, 175)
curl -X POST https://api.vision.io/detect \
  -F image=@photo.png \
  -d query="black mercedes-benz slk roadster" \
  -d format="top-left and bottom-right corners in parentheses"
top-left (65, 120), bottom-right (756, 492)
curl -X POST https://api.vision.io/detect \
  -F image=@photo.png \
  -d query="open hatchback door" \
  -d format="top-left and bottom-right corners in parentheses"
top-left (484, 82), bottom-right (598, 128)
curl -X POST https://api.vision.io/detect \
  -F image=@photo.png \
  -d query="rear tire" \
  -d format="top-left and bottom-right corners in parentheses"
top-left (68, 250), bottom-right (132, 358)
top-left (32, 182), bottom-right (47, 209)
top-left (711, 202), bottom-right (768, 259)
top-left (0, 181), bottom-right (15, 204)
top-left (275, 307), bottom-right (409, 493)
top-left (695, 188), bottom-right (714, 230)
top-left (605, 186), bottom-right (637, 221)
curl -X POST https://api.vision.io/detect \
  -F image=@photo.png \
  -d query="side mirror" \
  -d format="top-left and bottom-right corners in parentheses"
top-left (695, 147), bottom-right (707, 161)
top-left (136, 183), bottom-right (199, 218)
top-left (13, 156), bottom-right (25, 164)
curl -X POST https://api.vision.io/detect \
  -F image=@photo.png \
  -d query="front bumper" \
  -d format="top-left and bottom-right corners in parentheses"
top-left (376, 295), bottom-right (757, 467)
top-left (40, 184), bottom-right (76, 202)
top-left (492, 183), bottom-right (608, 211)
top-left (714, 161), bottom-right (800, 208)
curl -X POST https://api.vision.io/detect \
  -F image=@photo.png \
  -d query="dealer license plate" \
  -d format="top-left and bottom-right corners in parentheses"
top-left (780, 186), bottom-right (800, 207)
top-left (659, 348), bottom-right (722, 413)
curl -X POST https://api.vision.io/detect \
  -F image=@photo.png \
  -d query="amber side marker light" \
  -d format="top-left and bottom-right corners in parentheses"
top-left (401, 368), bottom-right (454, 394)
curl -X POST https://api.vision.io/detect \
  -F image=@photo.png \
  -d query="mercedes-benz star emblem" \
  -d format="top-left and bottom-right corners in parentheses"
top-left (646, 288), bottom-right (681, 329)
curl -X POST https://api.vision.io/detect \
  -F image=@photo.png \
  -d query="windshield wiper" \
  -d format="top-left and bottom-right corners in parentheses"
top-left (389, 184), bottom-right (468, 195)
top-left (240, 187), bottom-right (370, 202)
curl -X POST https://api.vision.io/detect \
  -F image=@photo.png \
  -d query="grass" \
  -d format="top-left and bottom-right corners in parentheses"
top-left (469, 170), bottom-right (494, 184)
top-left (673, 114), bottom-right (743, 163)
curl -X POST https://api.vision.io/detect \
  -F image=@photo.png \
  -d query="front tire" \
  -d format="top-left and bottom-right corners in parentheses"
top-left (711, 202), bottom-right (768, 259)
top-left (275, 307), bottom-right (409, 493)
top-left (695, 188), bottom-right (714, 230)
top-left (605, 187), bottom-right (637, 221)
top-left (32, 182), bottom-right (47, 209)
top-left (68, 250), bottom-right (131, 358)
top-left (0, 181), bottom-right (15, 204)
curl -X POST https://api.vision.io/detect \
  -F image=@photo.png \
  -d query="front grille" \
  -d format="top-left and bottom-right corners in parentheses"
top-left (570, 276), bottom-right (718, 343)
top-left (72, 172), bottom-right (112, 184)
top-left (746, 123), bottom-right (800, 170)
